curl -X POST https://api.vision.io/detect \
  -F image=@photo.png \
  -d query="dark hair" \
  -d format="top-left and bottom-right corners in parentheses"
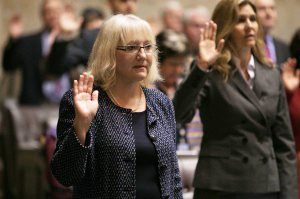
top-left (81, 7), bottom-right (105, 30)
top-left (156, 29), bottom-right (188, 63)
top-left (290, 29), bottom-right (300, 69)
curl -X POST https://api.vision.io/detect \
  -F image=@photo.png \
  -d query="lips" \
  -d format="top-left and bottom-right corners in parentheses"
top-left (134, 65), bottom-right (147, 69)
top-left (245, 34), bottom-right (256, 39)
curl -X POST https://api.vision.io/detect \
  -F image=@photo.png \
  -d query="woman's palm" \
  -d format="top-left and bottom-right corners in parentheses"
top-left (73, 73), bottom-right (99, 122)
top-left (74, 92), bottom-right (98, 119)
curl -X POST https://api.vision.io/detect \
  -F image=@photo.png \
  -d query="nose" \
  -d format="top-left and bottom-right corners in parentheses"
top-left (245, 18), bottom-right (253, 29)
top-left (175, 65), bottom-right (184, 75)
top-left (137, 47), bottom-right (147, 59)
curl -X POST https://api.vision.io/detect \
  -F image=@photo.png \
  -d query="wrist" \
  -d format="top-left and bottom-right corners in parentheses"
top-left (74, 116), bottom-right (90, 144)
top-left (195, 57), bottom-right (210, 70)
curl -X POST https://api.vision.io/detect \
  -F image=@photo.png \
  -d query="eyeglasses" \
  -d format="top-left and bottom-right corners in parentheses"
top-left (116, 44), bottom-right (157, 53)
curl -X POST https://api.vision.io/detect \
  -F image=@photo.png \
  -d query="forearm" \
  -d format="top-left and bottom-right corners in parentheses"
top-left (51, 126), bottom-right (93, 186)
top-left (173, 62), bottom-right (208, 124)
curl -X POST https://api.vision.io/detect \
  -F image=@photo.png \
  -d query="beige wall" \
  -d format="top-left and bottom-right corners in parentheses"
top-left (1, 0), bottom-right (300, 74)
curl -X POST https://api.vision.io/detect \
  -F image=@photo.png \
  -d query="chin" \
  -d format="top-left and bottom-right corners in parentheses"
top-left (246, 41), bottom-right (256, 48)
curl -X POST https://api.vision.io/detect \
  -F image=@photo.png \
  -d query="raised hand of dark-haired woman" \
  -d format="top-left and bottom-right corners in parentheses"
top-left (196, 20), bottom-right (224, 70)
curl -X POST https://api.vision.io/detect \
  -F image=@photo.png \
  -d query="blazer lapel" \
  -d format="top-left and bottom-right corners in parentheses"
top-left (252, 60), bottom-right (264, 99)
top-left (230, 62), bottom-right (267, 121)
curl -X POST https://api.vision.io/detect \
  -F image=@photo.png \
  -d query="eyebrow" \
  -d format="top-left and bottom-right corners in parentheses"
top-left (126, 40), bottom-right (151, 45)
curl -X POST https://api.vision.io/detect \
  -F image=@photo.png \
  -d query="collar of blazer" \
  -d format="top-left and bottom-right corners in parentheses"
top-left (229, 59), bottom-right (268, 124)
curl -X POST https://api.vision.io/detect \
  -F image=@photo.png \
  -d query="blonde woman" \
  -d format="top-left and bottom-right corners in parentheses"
top-left (51, 14), bottom-right (183, 199)
top-left (173, 0), bottom-right (297, 198)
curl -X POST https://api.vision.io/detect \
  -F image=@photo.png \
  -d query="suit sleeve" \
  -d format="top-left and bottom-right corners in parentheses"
top-left (2, 37), bottom-right (21, 72)
top-left (271, 75), bottom-right (298, 199)
top-left (50, 90), bottom-right (96, 187)
top-left (173, 61), bottom-right (208, 125)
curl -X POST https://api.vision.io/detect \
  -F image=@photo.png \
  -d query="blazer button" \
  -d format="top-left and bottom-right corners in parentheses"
top-left (242, 137), bottom-right (248, 144)
top-left (242, 156), bottom-right (249, 163)
top-left (262, 157), bottom-right (268, 164)
top-left (241, 119), bottom-right (247, 124)
top-left (149, 134), bottom-right (157, 142)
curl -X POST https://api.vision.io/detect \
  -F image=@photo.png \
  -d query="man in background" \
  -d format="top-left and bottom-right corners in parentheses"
top-left (253, 0), bottom-right (290, 66)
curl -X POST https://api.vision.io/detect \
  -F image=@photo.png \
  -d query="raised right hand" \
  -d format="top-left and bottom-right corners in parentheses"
top-left (73, 72), bottom-right (98, 144)
top-left (196, 21), bottom-right (224, 70)
top-left (282, 58), bottom-right (300, 92)
top-left (9, 14), bottom-right (23, 39)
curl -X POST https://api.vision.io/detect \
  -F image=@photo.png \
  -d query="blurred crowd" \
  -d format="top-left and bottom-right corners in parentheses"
top-left (0, 0), bottom-right (299, 198)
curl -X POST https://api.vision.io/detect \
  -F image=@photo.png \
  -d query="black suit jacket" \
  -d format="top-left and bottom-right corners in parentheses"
top-left (274, 37), bottom-right (290, 66)
top-left (173, 59), bottom-right (298, 199)
top-left (46, 28), bottom-right (99, 75)
top-left (2, 32), bottom-right (45, 105)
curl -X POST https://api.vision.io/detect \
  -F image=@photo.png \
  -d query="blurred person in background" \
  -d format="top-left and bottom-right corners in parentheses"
top-left (252, 0), bottom-right (290, 66)
top-left (2, 0), bottom-right (78, 105)
top-left (285, 29), bottom-right (300, 199)
top-left (108, 0), bottom-right (138, 15)
top-left (160, 0), bottom-right (184, 33)
top-left (180, 6), bottom-right (210, 151)
top-left (182, 6), bottom-right (210, 57)
top-left (1, 0), bottom-right (77, 198)
top-left (51, 14), bottom-right (182, 199)
top-left (46, 0), bottom-right (139, 79)
top-left (80, 7), bottom-right (106, 32)
top-left (156, 29), bottom-right (188, 99)
top-left (174, 0), bottom-right (298, 198)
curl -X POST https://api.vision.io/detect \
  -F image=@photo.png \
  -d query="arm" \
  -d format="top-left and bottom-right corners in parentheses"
top-left (281, 58), bottom-right (300, 103)
top-left (51, 73), bottom-right (99, 186)
top-left (173, 63), bottom-right (208, 124)
top-left (2, 37), bottom-right (21, 72)
top-left (173, 21), bottom-right (224, 125)
top-left (271, 76), bottom-right (298, 199)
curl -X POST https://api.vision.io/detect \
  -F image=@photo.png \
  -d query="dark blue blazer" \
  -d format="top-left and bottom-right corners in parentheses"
top-left (51, 86), bottom-right (183, 199)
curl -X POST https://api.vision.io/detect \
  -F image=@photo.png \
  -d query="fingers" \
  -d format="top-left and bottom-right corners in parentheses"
top-left (73, 79), bottom-right (78, 98)
top-left (208, 21), bottom-right (217, 40)
top-left (92, 90), bottom-right (99, 102)
top-left (76, 72), bottom-right (94, 94)
top-left (296, 69), bottom-right (300, 79)
top-left (83, 72), bottom-right (89, 92)
top-left (204, 22), bottom-right (209, 40)
top-left (199, 28), bottom-right (204, 44)
top-left (203, 21), bottom-right (217, 40)
top-left (282, 58), bottom-right (297, 74)
top-left (78, 74), bottom-right (84, 93)
top-left (87, 75), bottom-right (94, 94)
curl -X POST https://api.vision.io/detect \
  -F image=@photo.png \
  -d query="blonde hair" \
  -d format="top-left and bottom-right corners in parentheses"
top-left (212, 0), bottom-right (270, 80)
top-left (88, 14), bottom-right (161, 90)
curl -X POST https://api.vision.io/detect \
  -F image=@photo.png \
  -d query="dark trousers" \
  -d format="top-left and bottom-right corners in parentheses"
top-left (193, 189), bottom-right (279, 199)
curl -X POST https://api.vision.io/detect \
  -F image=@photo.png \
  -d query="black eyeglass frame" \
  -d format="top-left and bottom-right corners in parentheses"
top-left (116, 44), bottom-right (158, 53)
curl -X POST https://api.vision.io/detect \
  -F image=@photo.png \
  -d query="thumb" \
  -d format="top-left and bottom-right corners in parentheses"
top-left (217, 39), bottom-right (225, 53)
top-left (296, 69), bottom-right (300, 79)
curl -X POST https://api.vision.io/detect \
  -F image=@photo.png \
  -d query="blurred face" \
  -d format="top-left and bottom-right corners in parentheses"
top-left (184, 14), bottom-right (208, 51)
top-left (109, 0), bottom-right (138, 14)
top-left (231, 4), bottom-right (258, 52)
top-left (163, 9), bottom-right (183, 33)
top-left (115, 39), bottom-right (153, 83)
top-left (42, 0), bottom-right (63, 30)
top-left (254, 0), bottom-right (277, 33)
top-left (160, 56), bottom-right (186, 87)
top-left (85, 19), bottom-right (104, 30)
